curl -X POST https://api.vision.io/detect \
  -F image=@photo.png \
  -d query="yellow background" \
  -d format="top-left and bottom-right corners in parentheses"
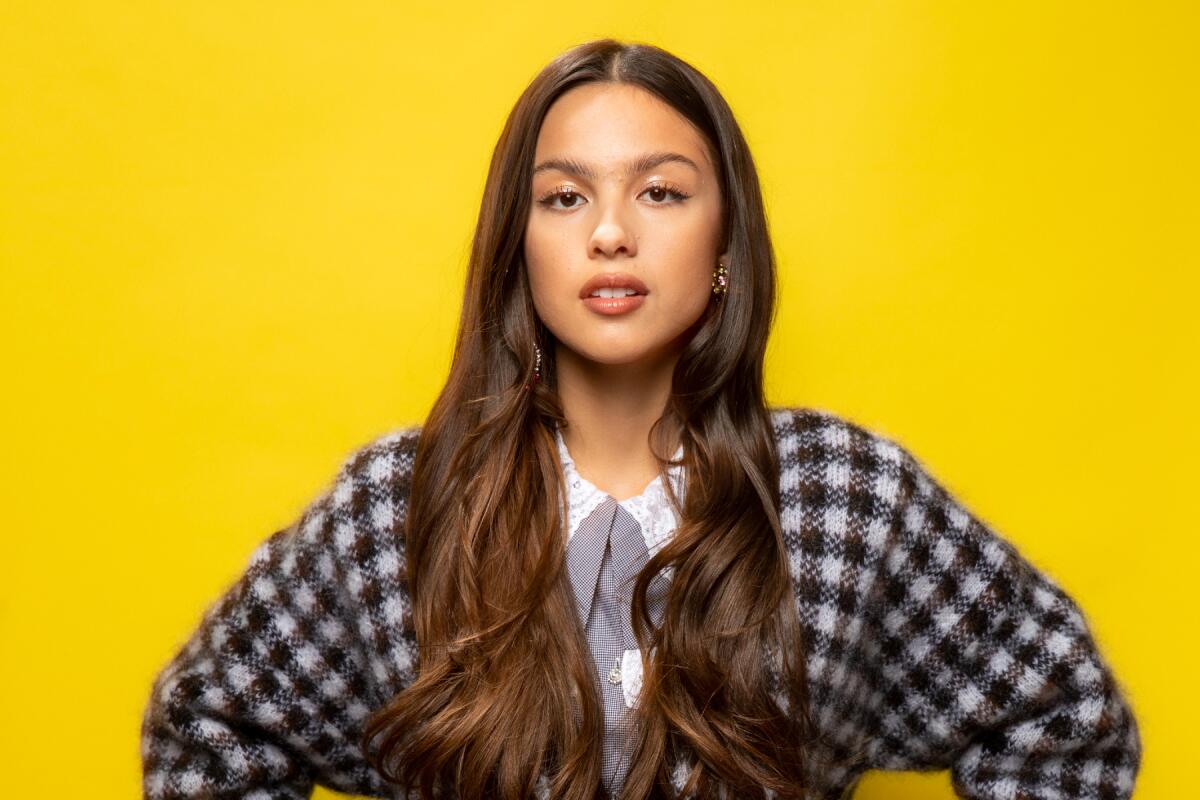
top-left (2, 2), bottom-right (1194, 797)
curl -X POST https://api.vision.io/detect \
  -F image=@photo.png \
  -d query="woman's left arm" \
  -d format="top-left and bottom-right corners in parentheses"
top-left (861, 444), bottom-right (1142, 799)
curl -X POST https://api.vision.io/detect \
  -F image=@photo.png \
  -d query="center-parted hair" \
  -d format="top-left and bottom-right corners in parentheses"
top-left (361, 39), bottom-right (815, 799)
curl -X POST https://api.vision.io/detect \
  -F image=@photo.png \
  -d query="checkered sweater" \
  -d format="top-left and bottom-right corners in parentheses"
top-left (141, 406), bottom-right (1141, 799)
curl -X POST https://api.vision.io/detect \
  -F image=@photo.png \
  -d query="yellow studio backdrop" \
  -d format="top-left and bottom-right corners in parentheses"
top-left (1, 2), bottom-right (1194, 797)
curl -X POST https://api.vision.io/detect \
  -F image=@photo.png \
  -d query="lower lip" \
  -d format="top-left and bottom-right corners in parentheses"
top-left (583, 294), bottom-right (646, 315)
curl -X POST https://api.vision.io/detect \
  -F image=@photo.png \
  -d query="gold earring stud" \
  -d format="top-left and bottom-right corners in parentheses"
top-left (712, 262), bottom-right (729, 297)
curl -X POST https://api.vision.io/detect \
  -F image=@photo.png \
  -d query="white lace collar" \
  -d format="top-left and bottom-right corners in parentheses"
top-left (555, 425), bottom-right (685, 558)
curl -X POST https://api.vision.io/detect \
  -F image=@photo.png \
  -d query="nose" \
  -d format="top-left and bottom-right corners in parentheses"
top-left (588, 202), bottom-right (638, 260)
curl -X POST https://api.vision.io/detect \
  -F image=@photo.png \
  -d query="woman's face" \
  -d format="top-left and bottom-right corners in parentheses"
top-left (523, 82), bottom-right (726, 370)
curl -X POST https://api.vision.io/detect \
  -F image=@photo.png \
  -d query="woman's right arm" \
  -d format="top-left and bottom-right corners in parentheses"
top-left (140, 430), bottom-right (421, 799)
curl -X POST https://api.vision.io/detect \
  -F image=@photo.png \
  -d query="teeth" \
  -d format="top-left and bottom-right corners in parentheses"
top-left (590, 287), bottom-right (639, 298)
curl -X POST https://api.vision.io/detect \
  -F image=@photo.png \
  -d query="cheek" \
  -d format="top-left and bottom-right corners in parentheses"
top-left (660, 238), bottom-right (719, 319)
top-left (523, 226), bottom-right (570, 322)
top-left (672, 263), bottom-right (716, 324)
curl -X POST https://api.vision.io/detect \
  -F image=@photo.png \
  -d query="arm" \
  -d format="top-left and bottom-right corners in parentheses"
top-left (864, 443), bottom-right (1142, 798)
top-left (141, 432), bottom-right (419, 799)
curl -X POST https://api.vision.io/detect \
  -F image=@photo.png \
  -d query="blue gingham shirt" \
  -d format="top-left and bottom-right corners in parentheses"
top-left (556, 426), bottom-right (685, 793)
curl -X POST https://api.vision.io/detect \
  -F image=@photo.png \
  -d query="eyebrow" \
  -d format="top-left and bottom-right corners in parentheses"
top-left (531, 151), bottom-right (702, 180)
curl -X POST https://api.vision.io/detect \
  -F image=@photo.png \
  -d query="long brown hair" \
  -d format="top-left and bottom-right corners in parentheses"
top-left (362, 38), bottom-right (814, 799)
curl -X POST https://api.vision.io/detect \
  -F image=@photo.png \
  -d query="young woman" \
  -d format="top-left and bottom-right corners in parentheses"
top-left (141, 39), bottom-right (1141, 800)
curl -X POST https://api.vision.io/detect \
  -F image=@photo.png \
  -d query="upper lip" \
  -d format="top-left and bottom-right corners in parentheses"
top-left (579, 272), bottom-right (650, 299)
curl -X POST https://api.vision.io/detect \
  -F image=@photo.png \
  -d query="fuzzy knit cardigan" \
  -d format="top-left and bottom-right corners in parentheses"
top-left (140, 406), bottom-right (1142, 799)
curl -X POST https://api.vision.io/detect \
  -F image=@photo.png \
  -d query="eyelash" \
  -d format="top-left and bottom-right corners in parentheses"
top-left (535, 181), bottom-right (692, 210)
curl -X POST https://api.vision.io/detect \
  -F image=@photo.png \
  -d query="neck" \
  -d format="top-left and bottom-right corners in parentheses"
top-left (553, 343), bottom-right (681, 502)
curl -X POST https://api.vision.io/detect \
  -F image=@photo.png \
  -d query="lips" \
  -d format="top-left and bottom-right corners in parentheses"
top-left (578, 272), bottom-right (649, 300)
top-left (580, 271), bottom-right (648, 316)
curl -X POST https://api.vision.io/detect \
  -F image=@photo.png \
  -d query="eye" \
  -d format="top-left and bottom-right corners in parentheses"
top-left (640, 182), bottom-right (691, 205)
top-left (536, 186), bottom-right (588, 211)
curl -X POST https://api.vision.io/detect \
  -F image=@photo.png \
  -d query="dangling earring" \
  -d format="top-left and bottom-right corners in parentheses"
top-left (711, 260), bottom-right (729, 298)
top-left (532, 343), bottom-right (543, 384)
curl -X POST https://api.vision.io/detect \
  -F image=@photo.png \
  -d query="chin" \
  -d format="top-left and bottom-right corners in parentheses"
top-left (580, 339), bottom-right (681, 368)
top-left (586, 353), bottom-right (654, 367)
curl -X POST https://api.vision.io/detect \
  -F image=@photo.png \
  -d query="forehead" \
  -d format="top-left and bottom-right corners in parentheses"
top-left (533, 82), bottom-right (714, 172)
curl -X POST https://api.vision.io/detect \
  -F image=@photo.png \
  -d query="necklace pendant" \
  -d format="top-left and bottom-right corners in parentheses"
top-left (607, 659), bottom-right (622, 685)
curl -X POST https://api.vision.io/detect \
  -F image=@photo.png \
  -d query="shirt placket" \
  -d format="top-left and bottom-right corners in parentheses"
top-left (565, 496), bottom-right (652, 793)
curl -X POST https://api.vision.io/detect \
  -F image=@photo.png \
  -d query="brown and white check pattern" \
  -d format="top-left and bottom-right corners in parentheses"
top-left (141, 406), bottom-right (1141, 799)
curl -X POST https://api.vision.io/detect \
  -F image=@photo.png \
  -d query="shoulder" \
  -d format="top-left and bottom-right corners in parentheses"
top-left (768, 404), bottom-right (915, 488)
top-left (334, 424), bottom-right (423, 486)
top-left (319, 424), bottom-right (424, 527)
top-left (766, 404), bottom-right (985, 562)
top-left (768, 404), bottom-right (1029, 621)
top-left (272, 424), bottom-right (424, 579)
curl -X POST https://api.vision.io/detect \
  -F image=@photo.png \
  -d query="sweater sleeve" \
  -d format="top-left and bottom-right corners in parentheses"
top-left (862, 441), bottom-right (1142, 799)
top-left (140, 431), bottom-right (419, 799)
